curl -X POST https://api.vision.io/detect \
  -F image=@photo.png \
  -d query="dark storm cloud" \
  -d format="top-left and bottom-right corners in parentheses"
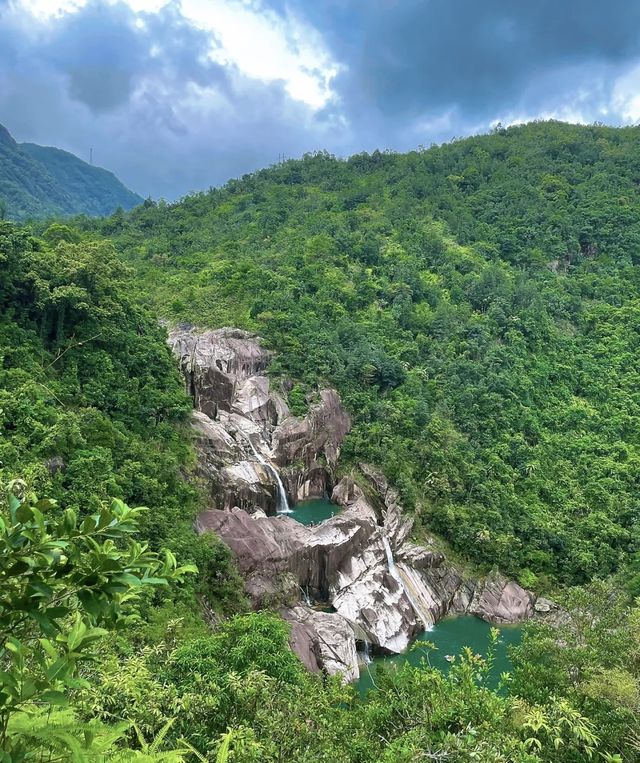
top-left (2, 0), bottom-right (640, 199)
top-left (42, 4), bottom-right (147, 111)
top-left (298, 0), bottom-right (640, 127)
top-left (36, 2), bottom-right (229, 113)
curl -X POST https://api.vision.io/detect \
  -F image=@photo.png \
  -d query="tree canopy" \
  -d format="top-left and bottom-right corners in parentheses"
top-left (76, 120), bottom-right (640, 587)
top-left (3, 120), bottom-right (640, 760)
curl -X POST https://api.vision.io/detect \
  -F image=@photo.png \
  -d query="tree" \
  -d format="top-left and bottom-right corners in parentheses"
top-left (0, 482), bottom-right (196, 759)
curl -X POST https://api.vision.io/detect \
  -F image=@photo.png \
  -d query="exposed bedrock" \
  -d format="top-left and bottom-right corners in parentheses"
top-left (170, 326), bottom-right (547, 680)
top-left (195, 475), bottom-right (541, 662)
top-left (282, 606), bottom-right (359, 682)
top-left (272, 388), bottom-right (351, 470)
top-left (169, 325), bottom-right (349, 510)
top-left (169, 327), bottom-right (272, 419)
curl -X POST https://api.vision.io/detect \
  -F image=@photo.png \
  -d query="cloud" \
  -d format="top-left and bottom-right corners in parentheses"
top-left (0, 0), bottom-right (341, 197)
top-left (2, 0), bottom-right (640, 200)
top-left (304, 0), bottom-right (640, 124)
top-left (7, 1), bottom-right (230, 114)
top-left (179, 0), bottom-right (340, 108)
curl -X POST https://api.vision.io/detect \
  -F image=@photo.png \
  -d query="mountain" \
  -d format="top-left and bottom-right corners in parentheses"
top-left (92, 120), bottom-right (640, 589)
top-left (1, 120), bottom-right (639, 761)
top-left (0, 123), bottom-right (142, 220)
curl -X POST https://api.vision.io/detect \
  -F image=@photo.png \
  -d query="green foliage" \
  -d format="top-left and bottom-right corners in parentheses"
top-left (286, 383), bottom-right (309, 418)
top-left (0, 123), bottom-right (141, 221)
top-left (0, 487), bottom-right (195, 759)
top-left (168, 613), bottom-right (308, 687)
top-left (511, 580), bottom-right (640, 760)
top-left (3, 122), bottom-right (640, 761)
top-left (81, 613), bottom-right (611, 762)
top-left (86, 121), bottom-right (640, 585)
top-left (0, 221), bottom-right (246, 623)
top-left (7, 708), bottom-right (194, 762)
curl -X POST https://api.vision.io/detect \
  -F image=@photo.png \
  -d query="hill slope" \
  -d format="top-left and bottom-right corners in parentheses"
top-left (2, 122), bottom-right (639, 762)
top-left (0, 123), bottom-right (142, 220)
top-left (82, 120), bottom-right (640, 588)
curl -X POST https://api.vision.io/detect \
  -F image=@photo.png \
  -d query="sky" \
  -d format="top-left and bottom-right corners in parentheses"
top-left (2, 0), bottom-right (640, 199)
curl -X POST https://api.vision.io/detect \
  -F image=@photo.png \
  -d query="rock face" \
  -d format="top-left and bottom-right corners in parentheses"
top-left (195, 474), bottom-right (543, 664)
top-left (467, 573), bottom-right (535, 624)
top-left (273, 389), bottom-right (351, 469)
top-left (169, 327), bottom-right (272, 420)
top-left (169, 326), bottom-right (543, 681)
top-left (282, 606), bottom-right (359, 682)
top-left (169, 325), bottom-right (350, 512)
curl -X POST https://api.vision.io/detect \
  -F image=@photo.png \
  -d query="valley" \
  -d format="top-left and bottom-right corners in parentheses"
top-left (1, 120), bottom-right (639, 761)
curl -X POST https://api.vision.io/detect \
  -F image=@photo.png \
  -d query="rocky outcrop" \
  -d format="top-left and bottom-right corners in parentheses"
top-left (273, 389), bottom-right (351, 469)
top-left (195, 508), bottom-right (308, 606)
top-left (195, 480), bottom-right (421, 653)
top-left (169, 327), bottom-right (272, 420)
top-left (169, 325), bottom-right (350, 511)
top-left (467, 572), bottom-right (535, 624)
top-left (195, 474), bottom-right (543, 659)
top-left (170, 326), bottom-right (544, 681)
top-left (283, 606), bottom-right (359, 682)
top-left (192, 412), bottom-right (276, 512)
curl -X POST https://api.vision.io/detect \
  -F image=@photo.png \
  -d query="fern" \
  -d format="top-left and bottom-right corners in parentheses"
top-left (215, 730), bottom-right (234, 763)
top-left (7, 708), bottom-right (127, 762)
top-left (6, 708), bottom-right (192, 762)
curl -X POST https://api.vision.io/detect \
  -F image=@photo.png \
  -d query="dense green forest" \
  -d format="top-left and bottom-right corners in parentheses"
top-left (0, 124), bottom-right (142, 221)
top-left (1, 121), bottom-right (639, 760)
top-left (0, 221), bottom-right (245, 629)
top-left (79, 120), bottom-right (640, 589)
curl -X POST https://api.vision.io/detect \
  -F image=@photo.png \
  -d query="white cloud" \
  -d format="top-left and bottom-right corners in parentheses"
top-left (180, 0), bottom-right (338, 108)
top-left (9, 0), bottom-right (340, 110)
top-left (611, 64), bottom-right (640, 123)
top-left (8, 0), bottom-right (85, 19)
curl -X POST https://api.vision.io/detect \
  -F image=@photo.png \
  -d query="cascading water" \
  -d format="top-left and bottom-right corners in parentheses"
top-left (397, 566), bottom-right (435, 631)
top-left (299, 585), bottom-right (312, 606)
top-left (382, 535), bottom-right (433, 630)
top-left (382, 535), bottom-right (398, 577)
top-left (239, 429), bottom-right (291, 514)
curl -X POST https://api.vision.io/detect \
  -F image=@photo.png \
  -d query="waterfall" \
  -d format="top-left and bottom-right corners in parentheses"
top-left (397, 565), bottom-right (435, 631)
top-left (382, 535), bottom-right (433, 631)
top-left (239, 429), bottom-right (291, 514)
top-left (299, 585), bottom-right (312, 606)
top-left (362, 638), bottom-right (372, 664)
top-left (382, 535), bottom-right (398, 577)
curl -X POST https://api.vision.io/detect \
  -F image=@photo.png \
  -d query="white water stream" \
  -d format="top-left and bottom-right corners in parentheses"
top-left (382, 535), bottom-right (399, 578)
top-left (239, 429), bottom-right (291, 514)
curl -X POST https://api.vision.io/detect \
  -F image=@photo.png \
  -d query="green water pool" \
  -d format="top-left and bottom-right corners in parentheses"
top-left (288, 498), bottom-right (341, 525)
top-left (356, 615), bottom-right (523, 695)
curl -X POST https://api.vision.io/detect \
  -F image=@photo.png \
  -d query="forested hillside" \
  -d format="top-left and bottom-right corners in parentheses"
top-left (0, 222), bottom-right (244, 629)
top-left (2, 121), bottom-right (640, 760)
top-left (0, 124), bottom-right (142, 220)
top-left (81, 120), bottom-right (640, 590)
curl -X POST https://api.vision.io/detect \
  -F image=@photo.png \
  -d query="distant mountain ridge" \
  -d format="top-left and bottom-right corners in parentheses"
top-left (0, 123), bottom-right (142, 220)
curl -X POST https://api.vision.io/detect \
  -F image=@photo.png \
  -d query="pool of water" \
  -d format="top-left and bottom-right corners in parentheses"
top-left (355, 615), bottom-right (522, 695)
top-left (288, 498), bottom-right (341, 526)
